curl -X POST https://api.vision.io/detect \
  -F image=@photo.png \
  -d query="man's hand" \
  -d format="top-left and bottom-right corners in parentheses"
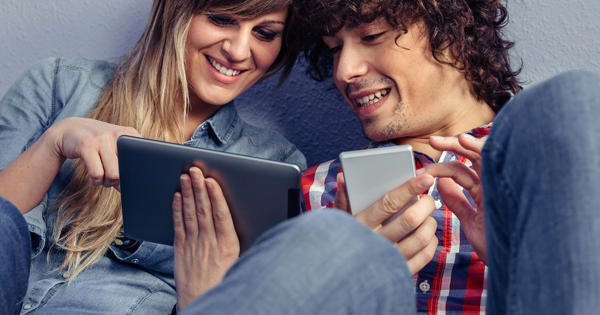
top-left (425, 134), bottom-right (487, 263)
top-left (335, 172), bottom-right (438, 274)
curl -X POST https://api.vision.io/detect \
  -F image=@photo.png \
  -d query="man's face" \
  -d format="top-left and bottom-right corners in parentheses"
top-left (322, 19), bottom-right (473, 143)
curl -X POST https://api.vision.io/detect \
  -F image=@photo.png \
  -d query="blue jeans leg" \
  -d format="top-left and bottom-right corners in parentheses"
top-left (182, 209), bottom-right (416, 315)
top-left (0, 196), bottom-right (31, 315)
top-left (482, 71), bottom-right (600, 315)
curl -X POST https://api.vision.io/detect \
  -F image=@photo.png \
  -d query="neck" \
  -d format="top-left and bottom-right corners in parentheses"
top-left (180, 93), bottom-right (221, 140)
top-left (394, 100), bottom-right (495, 162)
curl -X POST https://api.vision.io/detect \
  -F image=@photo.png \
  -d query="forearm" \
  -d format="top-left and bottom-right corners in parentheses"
top-left (0, 128), bottom-right (64, 214)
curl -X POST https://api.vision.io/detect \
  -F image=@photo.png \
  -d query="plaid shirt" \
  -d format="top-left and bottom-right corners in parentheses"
top-left (301, 124), bottom-right (491, 314)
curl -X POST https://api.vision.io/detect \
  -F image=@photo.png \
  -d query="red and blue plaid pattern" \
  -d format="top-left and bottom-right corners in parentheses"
top-left (301, 124), bottom-right (491, 314)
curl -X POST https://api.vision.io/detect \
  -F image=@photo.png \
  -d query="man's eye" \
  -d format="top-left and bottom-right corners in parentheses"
top-left (208, 14), bottom-right (236, 26)
top-left (254, 28), bottom-right (278, 41)
top-left (363, 31), bottom-right (386, 43)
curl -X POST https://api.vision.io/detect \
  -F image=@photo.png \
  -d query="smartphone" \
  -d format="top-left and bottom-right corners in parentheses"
top-left (339, 145), bottom-right (417, 216)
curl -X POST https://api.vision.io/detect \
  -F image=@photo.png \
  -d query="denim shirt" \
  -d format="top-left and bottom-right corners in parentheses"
top-left (0, 57), bottom-right (306, 314)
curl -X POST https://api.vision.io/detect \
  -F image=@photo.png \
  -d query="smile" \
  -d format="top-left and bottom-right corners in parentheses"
top-left (354, 88), bottom-right (390, 107)
top-left (207, 56), bottom-right (242, 77)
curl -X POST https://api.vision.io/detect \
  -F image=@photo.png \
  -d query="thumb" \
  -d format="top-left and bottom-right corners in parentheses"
top-left (333, 172), bottom-right (350, 213)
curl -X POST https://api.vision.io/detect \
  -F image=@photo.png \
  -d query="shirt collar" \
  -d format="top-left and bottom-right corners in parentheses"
top-left (191, 102), bottom-right (239, 144)
top-left (367, 122), bottom-right (494, 166)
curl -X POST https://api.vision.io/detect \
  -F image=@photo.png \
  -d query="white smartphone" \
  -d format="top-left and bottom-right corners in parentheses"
top-left (339, 145), bottom-right (417, 216)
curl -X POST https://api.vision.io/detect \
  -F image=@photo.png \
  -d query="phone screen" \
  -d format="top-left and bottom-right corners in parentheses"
top-left (340, 145), bottom-right (416, 215)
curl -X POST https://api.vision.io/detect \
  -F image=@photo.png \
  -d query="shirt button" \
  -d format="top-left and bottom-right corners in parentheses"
top-left (131, 258), bottom-right (139, 264)
top-left (23, 304), bottom-right (32, 310)
top-left (419, 280), bottom-right (431, 293)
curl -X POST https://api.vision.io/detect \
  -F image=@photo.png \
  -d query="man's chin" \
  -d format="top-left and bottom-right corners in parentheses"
top-left (362, 124), bottom-right (389, 142)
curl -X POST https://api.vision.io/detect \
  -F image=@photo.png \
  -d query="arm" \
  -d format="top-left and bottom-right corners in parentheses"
top-left (0, 117), bottom-right (140, 214)
top-left (173, 167), bottom-right (240, 311)
top-left (334, 172), bottom-right (439, 274)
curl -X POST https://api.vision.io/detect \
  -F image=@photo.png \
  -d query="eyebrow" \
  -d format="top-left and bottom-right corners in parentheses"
top-left (260, 20), bottom-right (285, 25)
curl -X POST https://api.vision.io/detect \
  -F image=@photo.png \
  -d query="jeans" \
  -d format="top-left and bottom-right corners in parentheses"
top-left (482, 71), bottom-right (600, 314)
top-left (182, 209), bottom-right (416, 315)
top-left (0, 197), bottom-right (31, 315)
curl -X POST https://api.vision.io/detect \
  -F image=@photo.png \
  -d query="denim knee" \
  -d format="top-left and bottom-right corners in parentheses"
top-left (0, 196), bottom-right (30, 245)
top-left (498, 70), bottom-right (600, 128)
top-left (268, 209), bottom-right (380, 249)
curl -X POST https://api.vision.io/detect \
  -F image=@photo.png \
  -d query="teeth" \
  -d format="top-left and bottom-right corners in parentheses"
top-left (355, 89), bottom-right (389, 107)
top-left (209, 57), bottom-right (241, 76)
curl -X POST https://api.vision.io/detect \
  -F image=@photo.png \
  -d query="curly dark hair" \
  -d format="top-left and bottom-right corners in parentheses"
top-left (292, 0), bottom-right (521, 111)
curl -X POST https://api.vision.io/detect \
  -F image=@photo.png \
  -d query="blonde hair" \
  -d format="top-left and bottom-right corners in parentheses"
top-left (52, 0), bottom-right (294, 280)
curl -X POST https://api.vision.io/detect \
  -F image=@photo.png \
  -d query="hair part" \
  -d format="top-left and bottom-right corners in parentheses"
top-left (295, 0), bottom-right (522, 111)
top-left (53, 0), bottom-right (295, 281)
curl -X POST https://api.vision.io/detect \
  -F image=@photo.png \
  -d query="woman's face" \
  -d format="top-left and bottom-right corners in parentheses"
top-left (185, 8), bottom-right (287, 113)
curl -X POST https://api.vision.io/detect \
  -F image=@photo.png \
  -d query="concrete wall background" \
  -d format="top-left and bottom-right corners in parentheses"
top-left (2, 0), bottom-right (599, 165)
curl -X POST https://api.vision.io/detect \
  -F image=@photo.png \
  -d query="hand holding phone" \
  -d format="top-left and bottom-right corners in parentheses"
top-left (339, 145), bottom-right (417, 216)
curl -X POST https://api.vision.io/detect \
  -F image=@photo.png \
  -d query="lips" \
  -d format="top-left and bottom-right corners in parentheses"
top-left (207, 56), bottom-right (244, 77)
top-left (352, 88), bottom-right (390, 107)
top-left (348, 88), bottom-right (392, 118)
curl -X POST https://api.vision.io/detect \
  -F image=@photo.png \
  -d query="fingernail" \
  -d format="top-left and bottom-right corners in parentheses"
top-left (418, 176), bottom-right (433, 189)
top-left (416, 168), bottom-right (425, 175)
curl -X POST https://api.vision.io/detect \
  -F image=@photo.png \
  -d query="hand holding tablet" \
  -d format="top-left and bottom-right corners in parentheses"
top-left (117, 136), bottom-right (301, 252)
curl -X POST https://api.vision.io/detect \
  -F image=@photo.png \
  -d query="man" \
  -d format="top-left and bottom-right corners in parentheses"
top-left (297, 0), bottom-right (519, 312)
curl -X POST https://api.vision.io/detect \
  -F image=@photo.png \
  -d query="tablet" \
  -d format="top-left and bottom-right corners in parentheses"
top-left (339, 145), bottom-right (416, 215)
top-left (117, 135), bottom-right (301, 252)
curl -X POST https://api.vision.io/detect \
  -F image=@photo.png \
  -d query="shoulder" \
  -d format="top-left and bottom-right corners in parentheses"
top-left (50, 57), bottom-right (116, 89)
top-left (15, 57), bottom-right (116, 104)
top-left (237, 118), bottom-right (307, 168)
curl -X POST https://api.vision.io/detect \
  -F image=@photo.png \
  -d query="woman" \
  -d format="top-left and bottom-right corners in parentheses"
top-left (0, 0), bottom-right (305, 313)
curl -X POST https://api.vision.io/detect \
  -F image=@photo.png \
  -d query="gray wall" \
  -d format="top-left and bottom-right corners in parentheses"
top-left (2, 0), bottom-right (599, 165)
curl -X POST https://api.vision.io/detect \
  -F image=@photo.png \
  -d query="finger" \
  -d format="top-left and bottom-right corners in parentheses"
top-left (378, 195), bottom-right (435, 242)
top-left (436, 177), bottom-right (478, 224)
top-left (429, 135), bottom-right (482, 172)
top-left (189, 167), bottom-right (216, 240)
top-left (356, 174), bottom-right (434, 229)
top-left (180, 173), bottom-right (199, 240)
top-left (333, 172), bottom-right (350, 213)
top-left (395, 216), bottom-right (437, 259)
top-left (457, 133), bottom-right (485, 153)
top-left (120, 126), bottom-right (142, 138)
top-left (424, 161), bottom-right (480, 193)
top-left (172, 192), bottom-right (185, 245)
top-left (405, 233), bottom-right (438, 275)
top-left (79, 146), bottom-right (105, 186)
top-left (98, 141), bottom-right (120, 188)
top-left (205, 178), bottom-right (238, 249)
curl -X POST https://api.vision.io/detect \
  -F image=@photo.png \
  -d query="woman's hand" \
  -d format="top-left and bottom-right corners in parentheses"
top-left (334, 172), bottom-right (438, 274)
top-left (425, 134), bottom-right (487, 263)
top-left (172, 167), bottom-right (240, 311)
top-left (0, 117), bottom-right (139, 213)
top-left (49, 117), bottom-right (140, 189)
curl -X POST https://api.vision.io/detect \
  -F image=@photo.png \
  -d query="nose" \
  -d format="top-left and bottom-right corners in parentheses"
top-left (334, 45), bottom-right (368, 84)
top-left (222, 30), bottom-right (252, 62)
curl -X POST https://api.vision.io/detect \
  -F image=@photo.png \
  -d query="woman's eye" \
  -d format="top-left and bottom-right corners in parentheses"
top-left (208, 14), bottom-right (236, 26)
top-left (254, 28), bottom-right (278, 41)
top-left (328, 45), bottom-right (342, 55)
top-left (363, 31), bottom-right (386, 43)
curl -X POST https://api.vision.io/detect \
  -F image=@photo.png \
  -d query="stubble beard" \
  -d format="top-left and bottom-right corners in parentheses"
top-left (361, 100), bottom-right (407, 142)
